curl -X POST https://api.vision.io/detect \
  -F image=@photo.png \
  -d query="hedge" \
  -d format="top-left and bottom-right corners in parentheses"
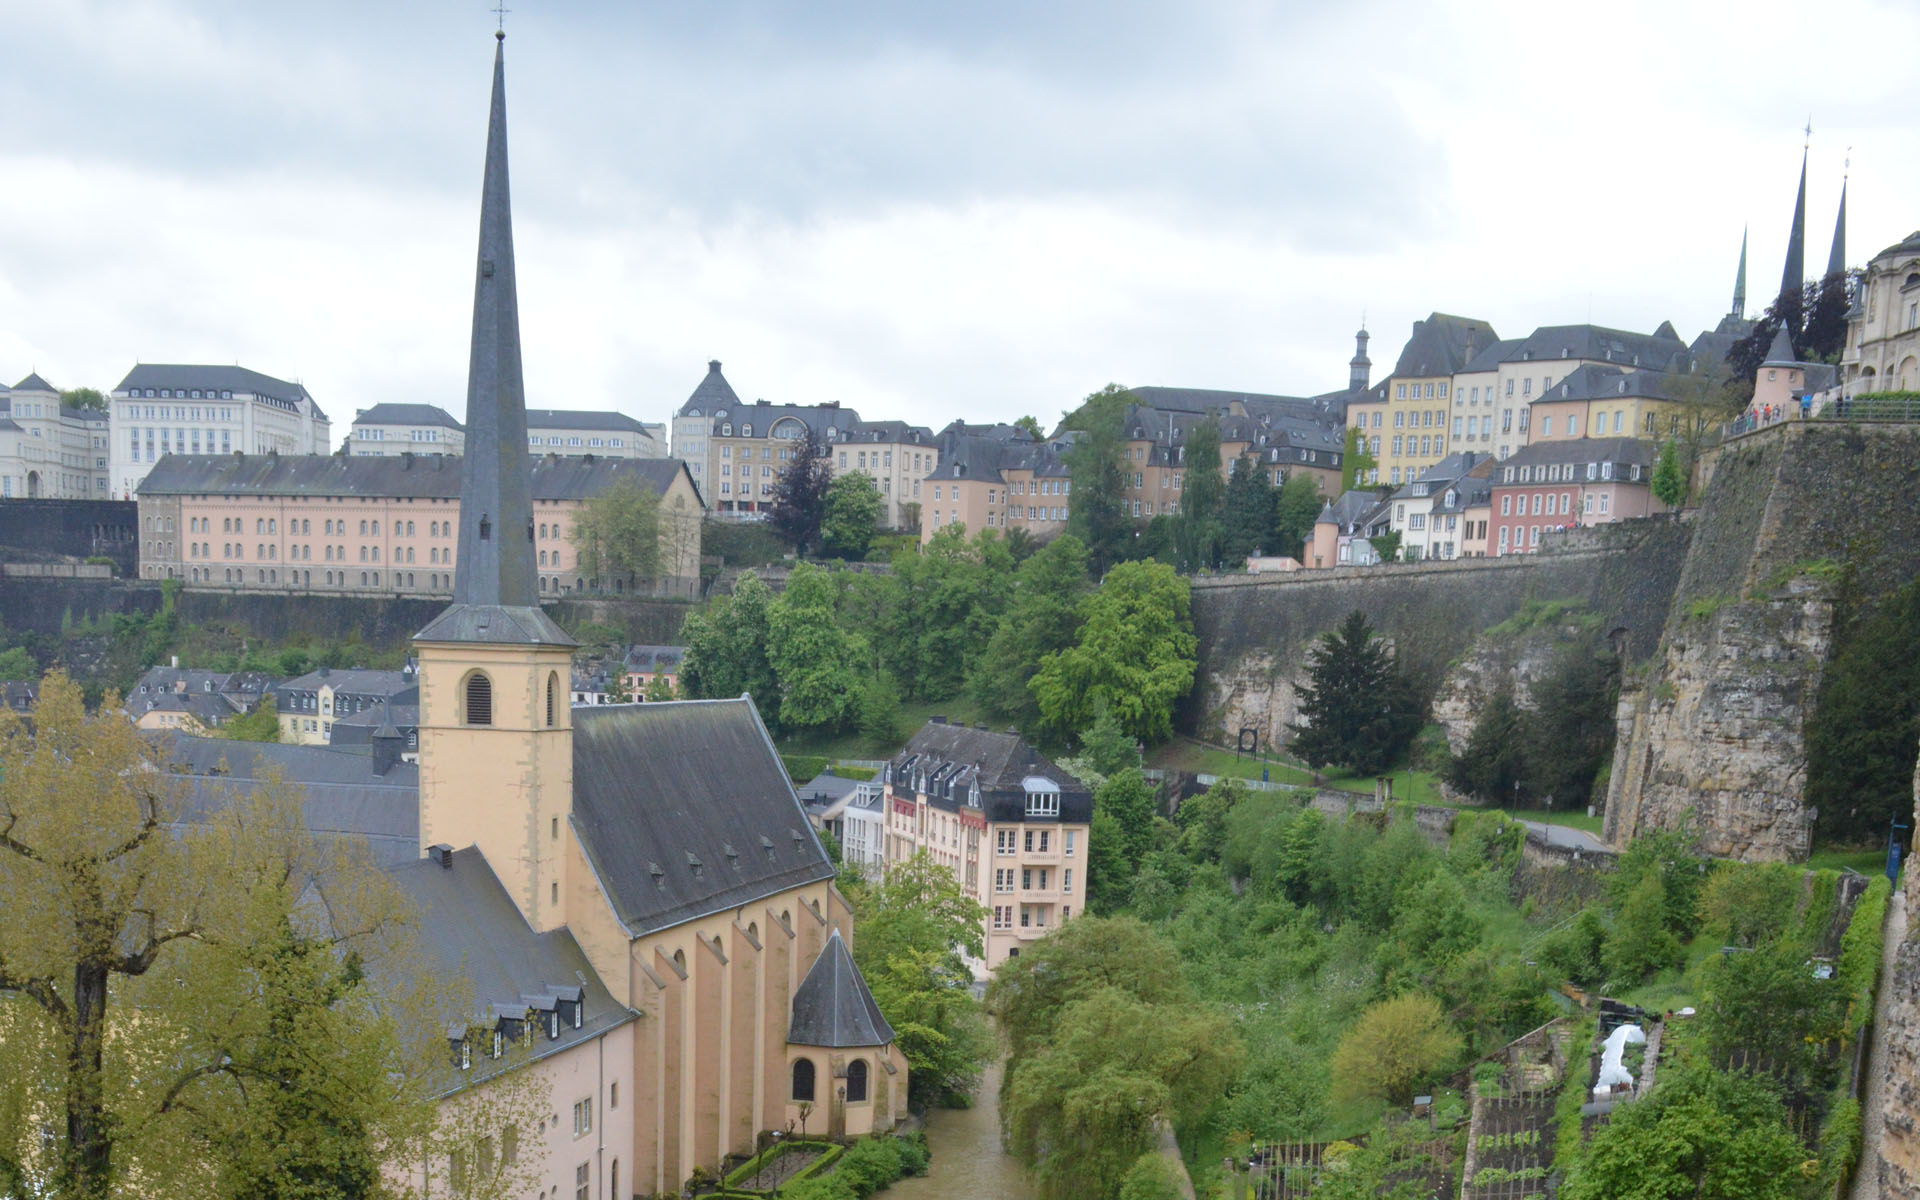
top-left (1838, 875), bottom-right (1892, 1038)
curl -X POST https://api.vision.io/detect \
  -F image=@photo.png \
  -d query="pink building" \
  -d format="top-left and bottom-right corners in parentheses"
top-left (1488, 437), bottom-right (1658, 557)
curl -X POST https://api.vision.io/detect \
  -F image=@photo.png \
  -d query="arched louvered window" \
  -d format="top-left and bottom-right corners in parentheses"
top-left (791, 1058), bottom-right (815, 1102)
top-left (546, 672), bottom-right (558, 727)
top-left (464, 672), bottom-right (493, 726)
top-left (846, 1058), bottom-right (869, 1103)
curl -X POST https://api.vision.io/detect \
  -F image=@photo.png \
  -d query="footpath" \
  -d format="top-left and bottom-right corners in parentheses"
top-left (1851, 887), bottom-right (1908, 1200)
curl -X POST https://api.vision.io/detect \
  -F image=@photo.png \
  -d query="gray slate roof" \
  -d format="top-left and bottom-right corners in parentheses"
top-left (1494, 436), bottom-right (1655, 475)
top-left (526, 409), bottom-right (651, 432)
top-left (114, 365), bottom-right (321, 417)
top-left (787, 929), bottom-right (895, 1048)
top-left (414, 604), bottom-right (575, 648)
top-left (353, 403), bottom-right (464, 431)
top-left (1461, 338), bottom-right (1525, 374)
top-left (1393, 313), bottom-right (1501, 378)
top-left (676, 360), bottom-right (742, 416)
top-left (569, 699), bottom-right (835, 935)
top-left (13, 373), bottom-right (55, 392)
top-left (1533, 364), bottom-right (1681, 405)
top-left (891, 719), bottom-right (1092, 824)
top-left (1504, 323), bottom-right (1688, 372)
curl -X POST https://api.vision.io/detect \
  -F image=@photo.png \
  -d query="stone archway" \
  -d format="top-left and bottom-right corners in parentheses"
top-left (25, 471), bottom-right (40, 498)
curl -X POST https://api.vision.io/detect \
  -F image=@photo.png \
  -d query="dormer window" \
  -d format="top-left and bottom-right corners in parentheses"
top-left (742, 424), bottom-right (753, 437)
top-left (491, 1030), bottom-right (504, 1059)
top-left (1023, 777), bottom-right (1059, 818)
top-left (458, 1038), bottom-right (472, 1070)
top-left (548, 1010), bottom-right (560, 1040)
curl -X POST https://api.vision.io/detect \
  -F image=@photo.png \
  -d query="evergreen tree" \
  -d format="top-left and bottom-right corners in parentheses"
top-left (1287, 611), bottom-right (1422, 774)
top-left (1173, 415), bottom-right (1226, 572)
top-left (769, 430), bottom-right (833, 555)
top-left (1807, 578), bottom-right (1920, 844)
top-left (1271, 471), bottom-right (1324, 561)
top-left (1444, 688), bottom-right (1526, 804)
top-left (1064, 385), bottom-right (1138, 575)
top-left (1220, 456), bottom-right (1274, 567)
top-left (1522, 646), bottom-right (1620, 810)
top-left (1651, 438), bottom-right (1687, 508)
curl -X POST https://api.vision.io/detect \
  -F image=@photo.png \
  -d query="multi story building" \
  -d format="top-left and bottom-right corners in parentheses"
top-left (883, 719), bottom-right (1092, 970)
top-left (109, 364), bottom-right (330, 500)
top-left (135, 452), bottom-right (704, 596)
top-left (1377, 314), bottom-right (1501, 485)
top-left (798, 770), bottom-right (888, 879)
top-left (275, 664), bottom-right (417, 746)
top-left (1446, 338), bottom-right (1522, 460)
top-left (1488, 437), bottom-right (1658, 556)
top-left (1385, 453), bottom-right (1489, 562)
top-left (1840, 230), bottom-right (1920, 395)
top-left (1529, 364), bottom-right (1719, 445)
top-left (829, 420), bottom-right (939, 529)
top-left (345, 403), bottom-right (466, 456)
top-left (0, 374), bottom-right (111, 499)
top-left (1307, 489), bottom-right (1394, 568)
top-left (1479, 324), bottom-right (1689, 461)
top-left (526, 408), bottom-right (664, 458)
top-left (620, 644), bottom-right (686, 697)
top-left (921, 426), bottom-right (1070, 544)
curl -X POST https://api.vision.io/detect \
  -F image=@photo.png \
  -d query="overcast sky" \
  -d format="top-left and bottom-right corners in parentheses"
top-left (2, 0), bottom-right (1914, 445)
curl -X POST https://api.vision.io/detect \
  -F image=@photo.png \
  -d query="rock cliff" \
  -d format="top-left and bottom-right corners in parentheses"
top-left (1872, 757), bottom-right (1920, 1197)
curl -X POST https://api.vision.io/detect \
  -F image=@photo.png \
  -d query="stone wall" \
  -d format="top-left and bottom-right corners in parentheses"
top-left (0, 498), bottom-right (139, 575)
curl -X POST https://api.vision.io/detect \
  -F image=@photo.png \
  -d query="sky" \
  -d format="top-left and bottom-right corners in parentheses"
top-left (2, 0), bottom-right (1915, 446)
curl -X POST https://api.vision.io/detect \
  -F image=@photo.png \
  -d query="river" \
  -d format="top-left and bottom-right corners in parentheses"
top-left (891, 1058), bottom-right (1037, 1200)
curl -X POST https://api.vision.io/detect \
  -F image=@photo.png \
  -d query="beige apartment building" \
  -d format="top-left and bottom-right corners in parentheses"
top-left (830, 420), bottom-right (940, 529)
top-left (0, 374), bottom-right (111, 499)
top-left (883, 720), bottom-right (1092, 970)
top-left (1479, 323), bottom-right (1689, 460)
top-left (135, 452), bottom-right (704, 597)
top-left (1528, 364), bottom-right (1718, 445)
top-left (1376, 313), bottom-right (1501, 486)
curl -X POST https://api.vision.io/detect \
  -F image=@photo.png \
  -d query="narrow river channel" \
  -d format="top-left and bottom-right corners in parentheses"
top-left (890, 1058), bottom-right (1036, 1200)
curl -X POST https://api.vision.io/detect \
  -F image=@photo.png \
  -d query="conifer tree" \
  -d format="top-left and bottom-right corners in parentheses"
top-left (1287, 611), bottom-right (1421, 775)
top-left (769, 430), bottom-right (832, 556)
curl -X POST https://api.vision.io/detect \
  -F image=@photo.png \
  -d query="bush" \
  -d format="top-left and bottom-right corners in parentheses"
top-left (1117, 1151), bottom-right (1185, 1200)
top-left (1838, 876), bottom-right (1892, 1037)
top-left (781, 753), bottom-right (831, 782)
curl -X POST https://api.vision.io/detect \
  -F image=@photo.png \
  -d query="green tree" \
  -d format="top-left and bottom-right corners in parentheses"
top-left (1807, 577), bottom-right (1920, 845)
top-left (1367, 529), bottom-right (1402, 563)
top-left (1340, 426), bottom-right (1376, 492)
top-left (1079, 703), bottom-right (1141, 779)
top-left (1700, 935), bottom-right (1842, 1085)
top-left (1173, 415), bottom-right (1225, 572)
top-left (882, 527), bottom-right (1011, 701)
top-left (1131, 513), bottom-right (1177, 566)
top-left (770, 429), bottom-right (833, 556)
top-left (1220, 456), bottom-right (1276, 567)
top-left (0, 645), bottom-right (38, 680)
top-left (1031, 561), bottom-right (1196, 744)
top-left (844, 854), bottom-right (993, 1107)
top-left (604, 669), bottom-right (633, 704)
top-left (1064, 385), bottom-right (1137, 575)
top-left (1328, 992), bottom-right (1461, 1107)
top-left (644, 673), bottom-right (675, 702)
top-left (986, 915), bottom-right (1194, 1065)
top-left (766, 564), bottom-right (867, 732)
top-left (969, 535), bottom-right (1091, 728)
top-left (820, 472), bottom-right (882, 560)
top-left (856, 671), bottom-right (905, 747)
top-left (220, 695), bottom-right (282, 743)
top-left (1445, 688), bottom-right (1525, 803)
top-left (1561, 1066), bottom-right (1806, 1200)
top-left (1608, 830), bottom-right (1705, 939)
top-left (1287, 611), bottom-right (1423, 775)
top-left (1602, 872), bottom-right (1681, 983)
top-left (568, 478), bottom-right (661, 589)
top-left (1117, 1152), bottom-right (1185, 1200)
top-left (1651, 438), bottom-right (1688, 508)
top-left (1271, 471), bottom-right (1324, 562)
top-left (1014, 414), bottom-right (1046, 440)
top-left (59, 388), bottom-right (108, 413)
top-left (1522, 646), bottom-right (1620, 810)
top-left (679, 572), bottom-right (779, 714)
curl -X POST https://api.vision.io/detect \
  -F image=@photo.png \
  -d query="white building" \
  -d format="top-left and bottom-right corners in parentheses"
top-left (526, 409), bottom-right (663, 458)
top-left (0, 374), bottom-right (110, 499)
top-left (1386, 452), bottom-right (1487, 562)
top-left (344, 403), bottom-right (465, 456)
top-left (109, 365), bottom-right (330, 499)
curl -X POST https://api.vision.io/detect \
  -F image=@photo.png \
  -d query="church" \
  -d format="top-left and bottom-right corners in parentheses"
top-left (168, 34), bottom-right (905, 1198)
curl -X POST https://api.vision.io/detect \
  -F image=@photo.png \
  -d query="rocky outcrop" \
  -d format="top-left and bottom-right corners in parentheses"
top-left (1430, 614), bottom-right (1594, 756)
top-left (1601, 579), bottom-right (1832, 861)
top-left (1872, 756), bottom-right (1920, 1198)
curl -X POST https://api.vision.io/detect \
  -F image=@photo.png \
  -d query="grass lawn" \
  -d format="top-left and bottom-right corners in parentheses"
top-left (1808, 845), bottom-right (1889, 875)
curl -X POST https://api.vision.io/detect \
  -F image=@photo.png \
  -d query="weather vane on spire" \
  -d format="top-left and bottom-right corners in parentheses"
top-left (1804, 115), bottom-right (1813, 148)
top-left (493, 1), bottom-right (510, 36)
top-left (1845, 146), bottom-right (1852, 179)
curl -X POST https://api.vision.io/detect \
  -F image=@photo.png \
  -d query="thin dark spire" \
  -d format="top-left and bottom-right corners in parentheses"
top-left (1827, 175), bottom-right (1847, 279)
top-left (1732, 226), bottom-right (1748, 319)
top-left (1780, 147), bottom-right (1807, 299)
top-left (452, 37), bottom-right (538, 610)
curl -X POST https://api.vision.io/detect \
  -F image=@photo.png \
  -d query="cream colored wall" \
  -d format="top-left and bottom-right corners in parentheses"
top-left (1448, 368), bottom-right (1502, 456)
top-left (831, 440), bottom-right (938, 530)
top-left (416, 640), bottom-right (575, 933)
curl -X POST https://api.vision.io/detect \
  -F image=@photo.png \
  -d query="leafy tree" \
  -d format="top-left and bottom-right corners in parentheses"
top-left (1804, 270), bottom-right (1851, 363)
top-left (1220, 456), bottom-right (1275, 567)
top-left (1651, 438), bottom-right (1688, 508)
top-left (1520, 646), bottom-right (1619, 810)
top-left (1014, 414), bottom-right (1046, 440)
top-left (766, 564), bottom-right (867, 732)
top-left (770, 430), bottom-right (833, 555)
top-left (1086, 809), bottom-right (1132, 916)
top-left (1328, 992), bottom-right (1461, 1107)
top-left (1117, 1151), bottom-right (1185, 1200)
top-left (1367, 529), bottom-right (1402, 564)
top-left (1340, 426), bottom-right (1376, 492)
top-left (1561, 1066), bottom-right (1806, 1200)
top-left (1445, 688), bottom-right (1525, 803)
top-left (1131, 513), bottom-right (1176, 566)
top-left (1173, 415), bottom-right (1226, 572)
top-left (1174, 777), bottom-right (1240, 863)
top-left (1537, 907), bottom-right (1608, 988)
top-left (0, 645), bottom-right (38, 680)
top-left (1271, 471), bottom-right (1324, 562)
top-left (1287, 611), bottom-right (1422, 775)
top-left (1807, 577), bottom-right (1920, 844)
top-left (882, 527), bottom-right (1012, 701)
top-left (604, 669), bottom-right (633, 704)
top-left (568, 478), bottom-right (661, 589)
top-left (856, 671), bottom-right (905, 747)
top-left (843, 854), bottom-right (993, 1107)
top-left (679, 572), bottom-right (779, 714)
top-left (986, 915), bottom-right (1194, 1065)
top-left (1602, 872), bottom-right (1681, 983)
top-left (644, 673), bottom-right (675, 702)
top-left (820, 472), bottom-right (882, 560)
top-left (1079, 702), bottom-right (1142, 779)
top-left (1700, 935), bottom-right (1842, 1085)
top-left (221, 695), bottom-right (282, 742)
top-left (1032, 561), bottom-right (1196, 744)
top-left (1064, 385), bottom-right (1137, 575)
top-left (59, 387), bottom-right (108, 413)
top-left (1608, 830), bottom-right (1705, 939)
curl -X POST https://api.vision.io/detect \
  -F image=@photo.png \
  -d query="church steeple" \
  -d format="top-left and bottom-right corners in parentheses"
top-left (1348, 326), bottom-right (1371, 391)
top-left (1732, 227), bottom-right (1748, 319)
top-left (1780, 147), bottom-right (1807, 299)
top-left (1826, 176), bottom-right (1847, 279)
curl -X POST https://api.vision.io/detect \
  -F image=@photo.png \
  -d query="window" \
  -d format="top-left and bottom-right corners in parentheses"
top-left (846, 1058), bottom-right (869, 1103)
top-left (1064, 868), bottom-right (1073, 894)
top-left (573, 1098), bottom-right (593, 1137)
top-left (1065, 830), bottom-right (1075, 856)
top-left (464, 672), bottom-right (493, 725)
top-left (792, 1058), bottom-right (816, 1102)
top-left (546, 672), bottom-right (558, 727)
top-left (576, 1161), bottom-right (590, 1200)
top-left (996, 829), bottom-right (1016, 855)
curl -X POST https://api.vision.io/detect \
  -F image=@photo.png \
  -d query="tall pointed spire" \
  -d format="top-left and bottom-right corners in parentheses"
top-left (1826, 176), bottom-right (1847, 279)
top-left (1780, 148), bottom-right (1807, 299)
top-left (417, 32), bottom-right (569, 647)
top-left (1732, 227), bottom-right (1748, 319)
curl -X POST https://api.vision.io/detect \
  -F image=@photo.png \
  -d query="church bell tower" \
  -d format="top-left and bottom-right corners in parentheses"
top-left (414, 32), bottom-right (577, 933)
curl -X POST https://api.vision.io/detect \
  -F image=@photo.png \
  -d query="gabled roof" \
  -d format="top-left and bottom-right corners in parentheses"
top-left (1494, 436), bottom-right (1655, 474)
top-left (787, 929), bottom-right (895, 1048)
top-left (676, 360), bottom-right (742, 416)
top-left (353, 403), bottom-right (464, 431)
top-left (525, 409), bottom-right (651, 432)
top-left (12, 372), bottom-right (55, 393)
top-left (891, 719), bottom-right (1092, 823)
top-left (1393, 314), bottom-right (1501, 378)
top-left (1504, 323), bottom-right (1688, 372)
top-left (1532, 363), bottom-right (1683, 405)
top-left (569, 699), bottom-right (835, 935)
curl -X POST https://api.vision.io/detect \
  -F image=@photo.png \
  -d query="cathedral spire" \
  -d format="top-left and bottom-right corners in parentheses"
top-left (1732, 227), bottom-right (1748, 319)
top-left (1826, 175), bottom-right (1847, 279)
top-left (454, 34), bottom-right (537, 610)
top-left (1780, 147), bottom-right (1807, 299)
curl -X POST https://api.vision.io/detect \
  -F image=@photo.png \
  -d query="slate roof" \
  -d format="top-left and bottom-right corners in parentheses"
top-left (1533, 364), bottom-right (1682, 405)
top-left (1391, 452), bottom-right (1487, 499)
top-left (129, 690), bottom-right (237, 727)
top-left (621, 644), bottom-right (686, 673)
top-left (676, 360), bottom-right (742, 416)
top-left (1393, 314), bottom-right (1501, 378)
top-left (280, 667), bottom-right (416, 699)
top-left (890, 719), bottom-right (1092, 824)
top-left (695, 400), bottom-right (863, 441)
top-left (113, 365), bottom-right (322, 418)
top-left (1461, 338), bottom-right (1525, 374)
top-left (1494, 437), bottom-right (1655, 476)
top-left (135, 453), bottom-right (696, 504)
top-left (388, 847), bottom-right (634, 1092)
top-left (1315, 488), bottom-right (1395, 533)
top-left (414, 604), bottom-right (575, 648)
top-left (1504, 323), bottom-right (1688, 372)
top-left (1430, 475), bottom-right (1493, 516)
top-left (568, 699), bottom-right (835, 935)
top-left (353, 403), bottom-right (464, 431)
top-left (12, 372), bottom-right (55, 392)
top-left (526, 409), bottom-right (651, 432)
top-left (843, 420), bottom-right (936, 445)
top-left (1762, 325), bottom-right (1798, 366)
top-left (787, 929), bottom-right (895, 1048)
